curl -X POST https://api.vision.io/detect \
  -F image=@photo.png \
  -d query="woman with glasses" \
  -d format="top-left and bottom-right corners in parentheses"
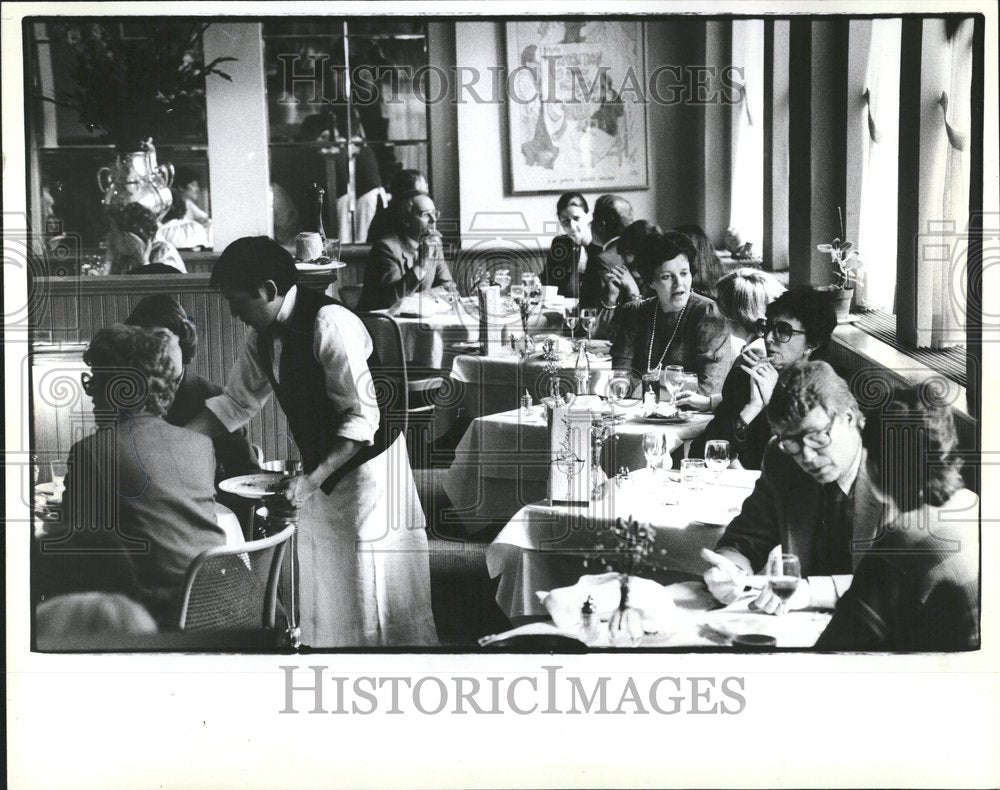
top-left (39, 325), bottom-right (227, 625)
top-left (688, 287), bottom-right (837, 470)
top-left (816, 386), bottom-right (978, 650)
top-left (541, 192), bottom-right (595, 299)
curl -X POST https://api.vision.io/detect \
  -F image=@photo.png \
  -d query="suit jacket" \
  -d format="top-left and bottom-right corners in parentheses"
top-left (713, 442), bottom-right (887, 590)
top-left (39, 413), bottom-right (225, 623)
top-left (357, 231), bottom-right (453, 311)
top-left (816, 489), bottom-right (979, 650)
top-left (610, 293), bottom-right (734, 395)
top-left (542, 236), bottom-right (600, 299)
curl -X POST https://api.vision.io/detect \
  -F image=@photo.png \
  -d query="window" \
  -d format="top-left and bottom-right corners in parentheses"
top-left (26, 21), bottom-right (214, 258)
top-left (262, 20), bottom-right (431, 244)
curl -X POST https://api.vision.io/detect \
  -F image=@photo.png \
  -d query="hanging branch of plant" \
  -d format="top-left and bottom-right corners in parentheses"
top-left (39, 20), bottom-right (236, 150)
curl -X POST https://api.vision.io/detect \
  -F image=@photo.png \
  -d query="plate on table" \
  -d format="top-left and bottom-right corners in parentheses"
top-left (447, 340), bottom-right (481, 352)
top-left (35, 481), bottom-right (62, 504)
top-left (295, 258), bottom-right (345, 272)
top-left (636, 411), bottom-right (692, 425)
top-left (219, 472), bottom-right (290, 499)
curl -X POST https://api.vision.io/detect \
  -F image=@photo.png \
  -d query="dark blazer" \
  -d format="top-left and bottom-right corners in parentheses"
top-left (357, 232), bottom-right (454, 311)
top-left (815, 489), bottom-right (980, 651)
top-left (542, 236), bottom-right (601, 299)
top-left (688, 361), bottom-right (771, 470)
top-left (610, 293), bottom-right (734, 395)
top-left (713, 443), bottom-right (886, 582)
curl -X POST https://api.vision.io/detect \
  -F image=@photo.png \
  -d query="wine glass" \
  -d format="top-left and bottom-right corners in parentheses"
top-left (642, 431), bottom-right (668, 484)
top-left (767, 552), bottom-right (802, 612)
top-left (564, 304), bottom-right (579, 340)
top-left (606, 369), bottom-right (631, 407)
top-left (494, 268), bottom-right (511, 294)
top-left (580, 307), bottom-right (598, 345)
top-left (704, 439), bottom-right (731, 483)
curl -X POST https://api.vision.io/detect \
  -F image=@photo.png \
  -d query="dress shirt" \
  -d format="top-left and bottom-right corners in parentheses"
top-left (205, 285), bottom-right (380, 446)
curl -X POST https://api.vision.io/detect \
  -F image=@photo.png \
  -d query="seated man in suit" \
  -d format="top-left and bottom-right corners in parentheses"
top-left (701, 360), bottom-right (888, 613)
top-left (356, 191), bottom-right (454, 311)
top-left (578, 193), bottom-right (639, 310)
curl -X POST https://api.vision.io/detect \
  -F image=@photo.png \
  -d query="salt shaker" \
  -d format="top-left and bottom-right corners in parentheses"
top-left (579, 595), bottom-right (601, 645)
top-left (520, 389), bottom-right (533, 416)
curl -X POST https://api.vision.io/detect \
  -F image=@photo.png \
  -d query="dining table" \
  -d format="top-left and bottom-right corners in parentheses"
top-left (484, 466), bottom-right (759, 622)
top-left (441, 402), bottom-right (713, 532)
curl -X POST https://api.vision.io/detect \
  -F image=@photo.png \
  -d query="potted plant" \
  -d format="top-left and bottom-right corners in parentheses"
top-left (816, 208), bottom-right (864, 321)
top-left (41, 21), bottom-right (235, 218)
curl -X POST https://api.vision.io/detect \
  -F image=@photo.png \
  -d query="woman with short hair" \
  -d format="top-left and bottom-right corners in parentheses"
top-left (610, 230), bottom-right (733, 396)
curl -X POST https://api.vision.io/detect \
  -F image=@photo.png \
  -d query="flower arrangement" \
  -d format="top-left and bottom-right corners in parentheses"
top-left (817, 207), bottom-right (863, 290)
top-left (41, 21), bottom-right (236, 150)
top-left (583, 515), bottom-right (668, 578)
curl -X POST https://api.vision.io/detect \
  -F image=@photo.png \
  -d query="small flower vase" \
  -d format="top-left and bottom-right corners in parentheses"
top-left (608, 576), bottom-right (644, 646)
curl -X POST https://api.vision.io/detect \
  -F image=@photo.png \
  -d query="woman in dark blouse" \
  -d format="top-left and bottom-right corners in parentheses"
top-left (609, 231), bottom-right (733, 396)
top-left (687, 287), bottom-right (836, 469)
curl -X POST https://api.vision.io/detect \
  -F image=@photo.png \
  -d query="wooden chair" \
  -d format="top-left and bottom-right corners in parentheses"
top-left (176, 524), bottom-right (295, 631)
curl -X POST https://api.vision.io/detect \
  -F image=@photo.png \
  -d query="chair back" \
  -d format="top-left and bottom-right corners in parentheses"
top-left (356, 311), bottom-right (409, 437)
top-left (176, 524), bottom-right (295, 631)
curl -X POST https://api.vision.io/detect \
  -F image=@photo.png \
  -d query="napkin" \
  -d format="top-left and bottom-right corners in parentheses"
top-left (536, 572), bottom-right (678, 634)
top-left (392, 293), bottom-right (451, 318)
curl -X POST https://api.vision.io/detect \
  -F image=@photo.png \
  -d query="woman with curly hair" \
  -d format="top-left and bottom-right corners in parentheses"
top-left (816, 386), bottom-right (979, 650)
top-left (37, 324), bottom-right (226, 624)
top-left (106, 202), bottom-right (186, 275)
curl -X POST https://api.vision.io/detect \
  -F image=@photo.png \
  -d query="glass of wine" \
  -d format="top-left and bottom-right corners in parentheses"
top-left (606, 369), bottom-right (632, 407)
top-left (642, 431), bottom-right (668, 485)
top-left (580, 307), bottom-right (598, 345)
top-left (704, 439), bottom-right (731, 483)
top-left (767, 552), bottom-right (802, 612)
top-left (659, 365), bottom-right (684, 408)
top-left (564, 304), bottom-right (579, 340)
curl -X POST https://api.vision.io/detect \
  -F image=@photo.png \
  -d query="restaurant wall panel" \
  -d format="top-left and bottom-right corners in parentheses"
top-left (29, 273), bottom-right (338, 464)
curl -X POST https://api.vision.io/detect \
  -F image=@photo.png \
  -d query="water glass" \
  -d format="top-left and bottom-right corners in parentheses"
top-left (50, 459), bottom-right (68, 499)
top-left (606, 369), bottom-right (631, 406)
top-left (680, 458), bottom-right (706, 491)
top-left (642, 432), bottom-right (668, 481)
top-left (494, 268), bottom-right (511, 293)
top-left (580, 307), bottom-right (598, 342)
top-left (660, 365), bottom-right (684, 401)
top-left (564, 305), bottom-right (579, 340)
top-left (704, 440), bottom-right (731, 482)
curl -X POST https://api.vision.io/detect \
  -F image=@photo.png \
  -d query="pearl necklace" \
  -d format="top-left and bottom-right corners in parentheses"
top-left (647, 300), bottom-right (688, 372)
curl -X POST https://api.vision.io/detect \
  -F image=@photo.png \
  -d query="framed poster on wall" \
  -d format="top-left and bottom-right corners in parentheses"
top-left (505, 20), bottom-right (648, 194)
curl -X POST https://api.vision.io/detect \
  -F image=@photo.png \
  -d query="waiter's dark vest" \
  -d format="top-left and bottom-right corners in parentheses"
top-left (257, 287), bottom-right (390, 495)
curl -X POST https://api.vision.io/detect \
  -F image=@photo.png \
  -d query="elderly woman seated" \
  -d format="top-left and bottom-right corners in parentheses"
top-left (687, 286), bottom-right (836, 470)
top-left (816, 386), bottom-right (978, 650)
top-left (35, 324), bottom-right (231, 625)
top-left (609, 230), bottom-right (734, 396)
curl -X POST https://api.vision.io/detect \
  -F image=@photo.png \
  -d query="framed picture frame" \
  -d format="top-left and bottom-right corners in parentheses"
top-left (505, 20), bottom-right (649, 194)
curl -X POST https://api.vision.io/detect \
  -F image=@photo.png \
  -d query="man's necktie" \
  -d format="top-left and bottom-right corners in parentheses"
top-left (812, 482), bottom-right (853, 575)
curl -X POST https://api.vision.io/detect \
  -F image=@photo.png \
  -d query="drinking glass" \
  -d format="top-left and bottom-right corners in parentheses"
top-left (50, 459), bottom-right (68, 499)
top-left (680, 458), bottom-right (706, 491)
top-left (564, 304), bottom-right (579, 340)
top-left (642, 431), bottom-right (668, 483)
top-left (767, 552), bottom-right (802, 610)
top-left (704, 440), bottom-right (731, 482)
top-left (580, 307), bottom-right (598, 344)
top-left (606, 369), bottom-right (632, 406)
top-left (659, 365), bottom-right (684, 404)
top-left (494, 268), bottom-right (511, 294)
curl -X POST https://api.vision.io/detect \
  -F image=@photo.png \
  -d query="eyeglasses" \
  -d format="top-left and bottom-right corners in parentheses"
top-left (776, 413), bottom-right (837, 455)
top-left (755, 318), bottom-right (808, 344)
top-left (416, 209), bottom-right (439, 221)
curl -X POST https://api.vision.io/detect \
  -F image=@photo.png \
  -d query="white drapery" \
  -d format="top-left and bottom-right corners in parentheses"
top-left (729, 20), bottom-right (765, 254)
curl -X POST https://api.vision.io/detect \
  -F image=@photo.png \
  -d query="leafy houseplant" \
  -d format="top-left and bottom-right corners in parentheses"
top-left (42, 21), bottom-right (236, 151)
top-left (816, 208), bottom-right (864, 320)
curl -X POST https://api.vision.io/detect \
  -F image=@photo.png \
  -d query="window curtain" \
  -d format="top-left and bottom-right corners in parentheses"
top-left (729, 20), bottom-right (765, 254)
top-left (913, 18), bottom-right (974, 348)
top-left (856, 19), bottom-right (901, 313)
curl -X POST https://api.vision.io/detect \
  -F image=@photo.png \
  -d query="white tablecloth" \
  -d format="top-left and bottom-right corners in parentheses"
top-left (480, 580), bottom-right (832, 648)
top-left (441, 405), bottom-right (713, 531)
top-left (484, 467), bottom-right (760, 620)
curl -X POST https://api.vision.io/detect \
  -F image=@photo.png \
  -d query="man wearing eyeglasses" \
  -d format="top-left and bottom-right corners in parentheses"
top-left (357, 190), bottom-right (454, 310)
top-left (701, 360), bottom-right (888, 615)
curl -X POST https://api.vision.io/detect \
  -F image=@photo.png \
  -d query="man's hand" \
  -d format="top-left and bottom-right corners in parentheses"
top-left (675, 391), bottom-right (712, 411)
top-left (701, 547), bottom-right (749, 604)
top-left (751, 576), bottom-right (812, 616)
top-left (281, 473), bottom-right (321, 509)
top-left (418, 228), bottom-right (442, 259)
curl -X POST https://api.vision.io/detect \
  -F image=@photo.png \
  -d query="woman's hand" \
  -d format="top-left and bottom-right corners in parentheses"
top-left (739, 348), bottom-right (778, 412)
top-left (675, 390), bottom-right (712, 411)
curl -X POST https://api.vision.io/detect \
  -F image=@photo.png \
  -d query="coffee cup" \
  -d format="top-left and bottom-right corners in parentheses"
top-left (295, 232), bottom-right (323, 262)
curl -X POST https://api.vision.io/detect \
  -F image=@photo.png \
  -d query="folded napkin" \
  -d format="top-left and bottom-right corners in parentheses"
top-left (536, 572), bottom-right (678, 635)
top-left (392, 293), bottom-right (451, 318)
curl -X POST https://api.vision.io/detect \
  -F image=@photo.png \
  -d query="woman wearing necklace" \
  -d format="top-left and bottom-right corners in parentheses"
top-left (610, 230), bottom-right (733, 396)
